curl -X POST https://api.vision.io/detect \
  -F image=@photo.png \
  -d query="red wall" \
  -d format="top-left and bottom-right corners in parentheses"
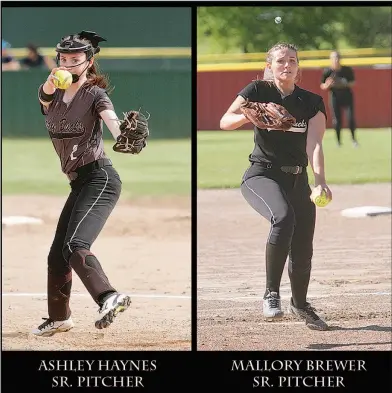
top-left (197, 68), bottom-right (392, 130)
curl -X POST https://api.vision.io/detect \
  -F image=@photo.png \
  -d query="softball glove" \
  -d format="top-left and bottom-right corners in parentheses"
top-left (240, 100), bottom-right (296, 131)
top-left (113, 110), bottom-right (150, 154)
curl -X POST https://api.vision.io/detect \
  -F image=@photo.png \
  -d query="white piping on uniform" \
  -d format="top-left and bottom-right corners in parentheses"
top-left (243, 174), bottom-right (276, 243)
top-left (67, 167), bottom-right (109, 254)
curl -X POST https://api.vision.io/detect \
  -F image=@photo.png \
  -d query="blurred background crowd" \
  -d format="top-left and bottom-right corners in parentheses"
top-left (2, 39), bottom-right (56, 71)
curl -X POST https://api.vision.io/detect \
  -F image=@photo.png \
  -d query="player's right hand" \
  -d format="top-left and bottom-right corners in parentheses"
top-left (46, 67), bottom-right (69, 90)
top-left (311, 183), bottom-right (333, 203)
top-left (324, 77), bottom-right (335, 88)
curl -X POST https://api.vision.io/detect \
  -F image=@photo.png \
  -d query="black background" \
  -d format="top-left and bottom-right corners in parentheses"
top-left (1, 2), bottom-right (391, 393)
top-left (2, 350), bottom-right (391, 392)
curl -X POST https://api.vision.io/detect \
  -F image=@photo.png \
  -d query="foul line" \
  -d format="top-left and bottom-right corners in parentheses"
top-left (198, 291), bottom-right (391, 301)
top-left (2, 292), bottom-right (390, 301)
top-left (2, 293), bottom-right (191, 300)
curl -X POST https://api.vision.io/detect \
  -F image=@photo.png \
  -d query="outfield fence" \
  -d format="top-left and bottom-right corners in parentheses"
top-left (197, 47), bottom-right (391, 63)
top-left (2, 70), bottom-right (191, 139)
top-left (197, 67), bottom-right (392, 130)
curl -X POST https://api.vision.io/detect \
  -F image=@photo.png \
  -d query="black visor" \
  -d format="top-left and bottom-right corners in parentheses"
top-left (55, 31), bottom-right (106, 55)
top-left (56, 39), bottom-right (91, 54)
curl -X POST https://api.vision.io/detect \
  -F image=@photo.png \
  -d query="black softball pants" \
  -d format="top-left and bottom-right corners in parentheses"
top-left (47, 160), bottom-right (122, 320)
top-left (241, 164), bottom-right (316, 308)
top-left (331, 94), bottom-right (356, 144)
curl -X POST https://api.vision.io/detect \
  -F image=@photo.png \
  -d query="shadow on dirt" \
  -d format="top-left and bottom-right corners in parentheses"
top-left (328, 324), bottom-right (392, 332)
top-left (307, 341), bottom-right (392, 350)
top-left (306, 325), bottom-right (392, 350)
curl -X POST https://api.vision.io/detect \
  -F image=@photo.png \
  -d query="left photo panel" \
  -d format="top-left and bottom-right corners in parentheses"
top-left (2, 5), bottom-right (192, 351)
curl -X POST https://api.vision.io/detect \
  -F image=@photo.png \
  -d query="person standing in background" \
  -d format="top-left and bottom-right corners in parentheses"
top-left (20, 43), bottom-right (56, 70)
top-left (320, 51), bottom-right (358, 147)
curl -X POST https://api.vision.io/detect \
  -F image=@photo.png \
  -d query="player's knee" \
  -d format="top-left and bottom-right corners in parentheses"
top-left (274, 207), bottom-right (295, 230)
top-left (290, 247), bottom-right (313, 273)
top-left (289, 258), bottom-right (312, 275)
top-left (48, 249), bottom-right (70, 276)
top-left (62, 240), bottom-right (90, 263)
top-left (68, 249), bottom-right (102, 272)
top-left (66, 248), bottom-right (91, 268)
top-left (48, 249), bottom-right (60, 268)
top-left (270, 209), bottom-right (295, 245)
top-left (62, 243), bottom-right (72, 263)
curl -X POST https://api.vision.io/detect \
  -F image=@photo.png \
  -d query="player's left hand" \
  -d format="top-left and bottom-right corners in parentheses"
top-left (240, 100), bottom-right (296, 131)
top-left (113, 110), bottom-right (150, 154)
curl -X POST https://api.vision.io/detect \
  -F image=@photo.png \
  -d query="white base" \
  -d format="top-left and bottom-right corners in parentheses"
top-left (2, 216), bottom-right (44, 226)
top-left (341, 206), bottom-right (392, 218)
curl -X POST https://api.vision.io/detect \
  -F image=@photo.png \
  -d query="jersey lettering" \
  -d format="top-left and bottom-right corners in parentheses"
top-left (287, 120), bottom-right (307, 133)
top-left (70, 144), bottom-right (78, 161)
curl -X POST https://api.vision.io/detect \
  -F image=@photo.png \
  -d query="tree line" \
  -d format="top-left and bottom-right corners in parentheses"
top-left (197, 7), bottom-right (392, 53)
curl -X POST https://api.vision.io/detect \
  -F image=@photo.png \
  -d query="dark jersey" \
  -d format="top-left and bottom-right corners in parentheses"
top-left (2, 55), bottom-right (14, 64)
top-left (39, 84), bottom-right (114, 174)
top-left (21, 54), bottom-right (45, 68)
top-left (238, 80), bottom-right (327, 167)
top-left (321, 66), bottom-right (354, 101)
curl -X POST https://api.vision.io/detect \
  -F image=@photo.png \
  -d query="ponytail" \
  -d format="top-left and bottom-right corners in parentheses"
top-left (85, 61), bottom-right (112, 92)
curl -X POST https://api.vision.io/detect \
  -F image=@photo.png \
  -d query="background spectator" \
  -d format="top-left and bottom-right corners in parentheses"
top-left (20, 43), bottom-right (56, 70)
top-left (321, 51), bottom-right (358, 147)
top-left (2, 39), bottom-right (21, 71)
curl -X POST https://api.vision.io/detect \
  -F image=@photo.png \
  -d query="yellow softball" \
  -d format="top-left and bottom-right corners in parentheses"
top-left (53, 70), bottom-right (72, 90)
top-left (314, 190), bottom-right (330, 207)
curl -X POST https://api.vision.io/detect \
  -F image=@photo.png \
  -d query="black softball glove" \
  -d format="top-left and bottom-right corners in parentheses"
top-left (113, 110), bottom-right (150, 154)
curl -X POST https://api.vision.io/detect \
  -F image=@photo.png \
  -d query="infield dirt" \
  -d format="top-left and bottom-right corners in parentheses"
top-left (198, 184), bottom-right (391, 351)
top-left (2, 195), bottom-right (191, 351)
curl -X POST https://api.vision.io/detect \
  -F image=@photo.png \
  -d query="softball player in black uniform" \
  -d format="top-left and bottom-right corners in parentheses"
top-left (321, 51), bottom-right (357, 147)
top-left (33, 31), bottom-right (133, 336)
top-left (220, 43), bottom-right (333, 330)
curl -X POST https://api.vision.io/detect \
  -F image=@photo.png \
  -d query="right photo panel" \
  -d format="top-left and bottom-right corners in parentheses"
top-left (197, 6), bottom-right (391, 351)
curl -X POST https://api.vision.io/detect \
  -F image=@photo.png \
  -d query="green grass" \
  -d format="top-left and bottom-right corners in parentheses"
top-left (2, 138), bottom-right (191, 198)
top-left (3, 130), bottom-right (391, 197)
top-left (198, 129), bottom-right (391, 188)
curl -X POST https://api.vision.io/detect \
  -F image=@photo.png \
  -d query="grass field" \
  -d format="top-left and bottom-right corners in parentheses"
top-left (2, 138), bottom-right (191, 198)
top-left (198, 128), bottom-right (391, 188)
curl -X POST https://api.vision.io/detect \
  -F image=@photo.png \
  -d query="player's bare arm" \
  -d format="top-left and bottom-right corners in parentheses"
top-left (320, 77), bottom-right (335, 90)
top-left (306, 111), bottom-right (332, 201)
top-left (99, 109), bottom-right (122, 140)
top-left (220, 96), bottom-right (251, 130)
